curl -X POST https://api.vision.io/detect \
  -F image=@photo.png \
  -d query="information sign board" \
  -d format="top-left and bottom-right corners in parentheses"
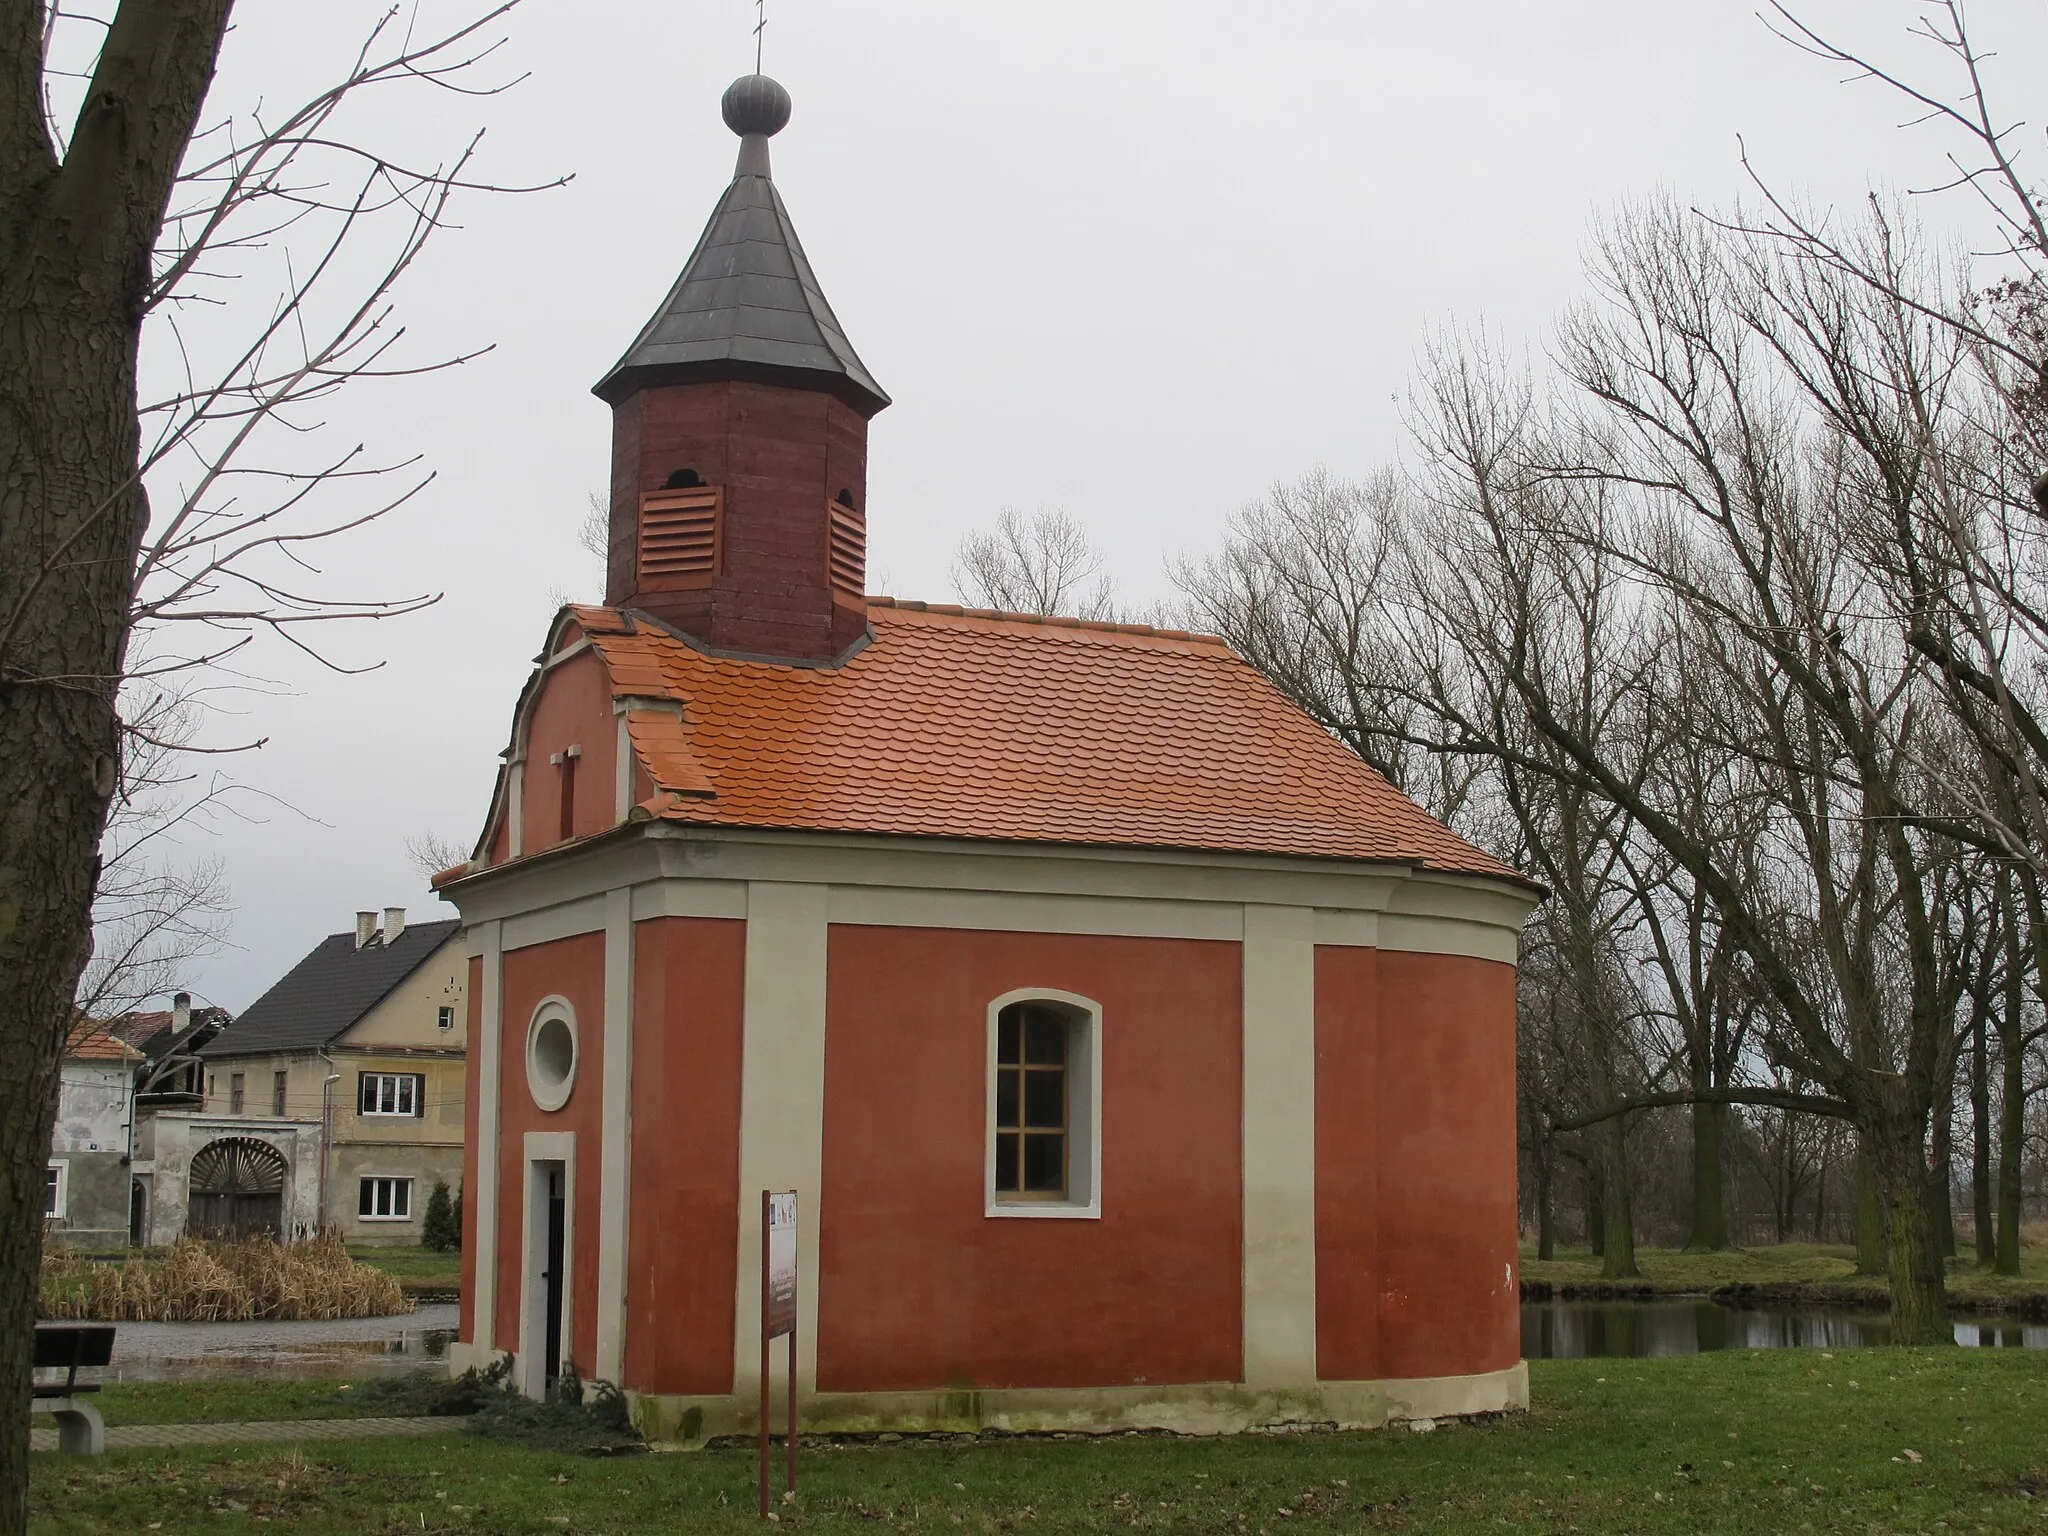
top-left (766, 1191), bottom-right (798, 1339)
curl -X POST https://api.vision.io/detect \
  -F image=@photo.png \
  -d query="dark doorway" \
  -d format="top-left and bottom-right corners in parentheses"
top-left (129, 1179), bottom-right (146, 1246)
top-left (542, 1165), bottom-right (566, 1390)
top-left (186, 1137), bottom-right (288, 1240)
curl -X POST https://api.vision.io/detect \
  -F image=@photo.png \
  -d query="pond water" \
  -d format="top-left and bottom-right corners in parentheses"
top-left (1523, 1298), bottom-right (2048, 1358)
top-left (62, 1300), bottom-right (2047, 1379)
top-left (92, 1303), bottom-right (460, 1382)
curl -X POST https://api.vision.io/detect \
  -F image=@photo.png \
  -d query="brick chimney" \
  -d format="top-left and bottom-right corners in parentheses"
top-left (593, 74), bottom-right (889, 663)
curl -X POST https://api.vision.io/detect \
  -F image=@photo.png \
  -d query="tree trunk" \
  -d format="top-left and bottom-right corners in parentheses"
top-left (1685, 1098), bottom-right (1731, 1251)
top-left (1813, 1140), bottom-right (1831, 1242)
top-left (1854, 1146), bottom-right (1887, 1276)
top-left (1868, 1124), bottom-right (1952, 1346)
top-left (1995, 1008), bottom-right (2024, 1276)
top-left (2, 13), bottom-right (238, 1530)
top-left (0, 319), bottom-right (144, 1536)
top-left (1598, 1116), bottom-right (1640, 1279)
top-left (1972, 1018), bottom-right (1995, 1265)
top-left (1587, 1163), bottom-right (1605, 1258)
top-left (1930, 1087), bottom-right (1957, 1259)
top-left (1534, 1128), bottom-right (1556, 1262)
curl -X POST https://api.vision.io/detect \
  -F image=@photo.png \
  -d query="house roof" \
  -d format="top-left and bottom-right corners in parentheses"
top-left (105, 1005), bottom-right (231, 1057)
top-left (591, 75), bottom-right (889, 417)
top-left (523, 602), bottom-right (1527, 885)
top-left (200, 919), bottom-right (463, 1060)
top-left (65, 1019), bottom-right (143, 1063)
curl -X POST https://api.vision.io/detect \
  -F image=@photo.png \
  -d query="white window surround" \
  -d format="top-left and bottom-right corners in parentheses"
top-left (359, 1072), bottom-right (422, 1117)
top-left (358, 1176), bottom-right (415, 1221)
top-left (984, 988), bottom-right (1102, 1220)
top-left (526, 995), bottom-right (578, 1113)
top-left (44, 1161), bottom-right (68, 1219)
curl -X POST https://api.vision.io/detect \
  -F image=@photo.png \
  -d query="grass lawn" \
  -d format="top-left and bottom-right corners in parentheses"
top-left (1522, 1241), bottom-right (2048, 1309)
top-left (348, 1244), bottom-right (461, 1297)
top-left (29, 1350), bottom-right (2048, 1534)
top-left (36, 1376), bottom-right (446, 1428)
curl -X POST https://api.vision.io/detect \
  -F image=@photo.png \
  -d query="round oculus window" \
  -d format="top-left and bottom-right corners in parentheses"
top-left (526, 1001), bottom-right (577, 1112)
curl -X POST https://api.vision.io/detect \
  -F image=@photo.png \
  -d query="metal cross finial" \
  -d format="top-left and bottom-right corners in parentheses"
top-left (754, 0), bottom-right (767, 72)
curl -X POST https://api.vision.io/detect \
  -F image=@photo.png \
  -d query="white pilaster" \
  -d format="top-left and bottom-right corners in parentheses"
top-left (733, 882), bottom-right (830, 1405)
top-left (472, 920), bottom-right (504, 1353)
top-left (594, 886), bottom-right (635, 1383)
top-left (1240, 903), bottom-right (1318, 1387)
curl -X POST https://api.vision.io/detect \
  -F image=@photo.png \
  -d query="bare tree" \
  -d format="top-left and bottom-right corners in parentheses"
top-left (579, 490), bottom-right (609, 562)
top-left (73, 691), bottom-right (233, 1024)
top-left (405, 830), bottom-right (470, 885)
top-left (0, 5), bottom-right (549, 1522)
top-left (1742, 1), bottom-right (2048, 1278)
top-left (954, 506), bottom-right (1121, 621)
top-left (1172, 468), bottom-right (1490, 824)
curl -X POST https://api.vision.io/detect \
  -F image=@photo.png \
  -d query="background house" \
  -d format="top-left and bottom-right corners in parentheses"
top-left (164, 907), bottom-right (468, 1244)
top-left (45, 1021), bottom-right (144, 1249)
top-left (112, 993), bottom-right (234, 1112)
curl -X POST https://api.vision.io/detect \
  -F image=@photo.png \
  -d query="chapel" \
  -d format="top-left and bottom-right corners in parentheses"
top-left (439, 71), bottom-right (1539, 1441)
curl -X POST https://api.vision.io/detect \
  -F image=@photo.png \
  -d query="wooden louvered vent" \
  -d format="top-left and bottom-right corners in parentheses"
top-left (828, 501), bottom-right (865, 596)
top-left (639, 486), bottom-right (722, 588)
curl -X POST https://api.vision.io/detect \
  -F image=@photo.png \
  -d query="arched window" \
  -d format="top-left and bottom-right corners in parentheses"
top-left (994, 1002), bottom-right (1069, 1197)
top-left (986, 991), bottom-right (1101, 1219)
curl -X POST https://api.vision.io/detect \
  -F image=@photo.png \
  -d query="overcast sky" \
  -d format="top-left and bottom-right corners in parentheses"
top-left (144, 0), bottom-right (2045, 1010)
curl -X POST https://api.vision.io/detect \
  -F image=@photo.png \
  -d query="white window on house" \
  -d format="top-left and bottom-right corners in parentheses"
top-left (437, 1006), bottom-right (456, 1032)
top-left (358, 1072), bottom-right (423, 1117)
top-left (985, 991), bottom-right (1102, 1220)
top-left (44, 1162), bottom-right (67, 1218)
top-left (358, 1177), bottom-right (414, 1221)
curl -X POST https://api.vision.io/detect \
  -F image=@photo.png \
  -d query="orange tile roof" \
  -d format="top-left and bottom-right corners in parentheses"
top-left (65, 1019), bottom-right (143, 1063)
top-left (546, 601), bottom-right (1528, 885)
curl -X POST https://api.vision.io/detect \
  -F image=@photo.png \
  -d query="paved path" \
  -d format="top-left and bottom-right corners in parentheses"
top-left (31, 1415), bottom-right (466, 1452)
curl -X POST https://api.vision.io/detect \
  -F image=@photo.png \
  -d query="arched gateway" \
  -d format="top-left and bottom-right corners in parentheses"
top-left (186, 1137), bottom-right (289, 1240)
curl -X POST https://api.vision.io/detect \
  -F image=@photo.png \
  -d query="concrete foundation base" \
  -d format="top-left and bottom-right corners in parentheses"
top-left (33, 1397), bottom-right (106, 1454)
top-left (444, 1344), bottom-right (1526, 1449)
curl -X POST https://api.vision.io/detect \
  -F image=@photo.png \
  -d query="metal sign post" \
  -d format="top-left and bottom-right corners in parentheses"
top-left (760, 1190), bottom-right (798, 1518)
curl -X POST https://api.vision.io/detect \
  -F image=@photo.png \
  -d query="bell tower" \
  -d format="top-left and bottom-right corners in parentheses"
top-left (593, 74), bottom-right (890, 662)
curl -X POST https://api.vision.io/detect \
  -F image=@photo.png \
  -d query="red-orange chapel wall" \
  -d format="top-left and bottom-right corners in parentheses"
top-left (623, 916), bottom-right (746, 1396)
top-left (816, 926), bottom-right (1244, 1393)
top-left (1314, 943), bottom-right (1381, 1380)
top-left (1362, 949), bottom-right (1520, 1381)
top-left (516, 648), bottom-right (619, 852)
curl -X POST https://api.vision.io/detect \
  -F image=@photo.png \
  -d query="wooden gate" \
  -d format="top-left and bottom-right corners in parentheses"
top-left (186, 1137), bottom-right (288, 1240)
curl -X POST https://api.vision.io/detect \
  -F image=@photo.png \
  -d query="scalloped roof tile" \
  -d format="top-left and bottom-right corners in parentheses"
top-left (554, 602), bottom-right (1526, 883)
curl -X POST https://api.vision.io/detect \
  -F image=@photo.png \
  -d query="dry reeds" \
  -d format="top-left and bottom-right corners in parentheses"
top-left (39, 1232), bottom-right (412, 1322)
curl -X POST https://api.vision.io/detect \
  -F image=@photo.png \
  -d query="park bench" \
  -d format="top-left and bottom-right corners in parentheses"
top-left (31, 1323), bottom-right (114, 1454)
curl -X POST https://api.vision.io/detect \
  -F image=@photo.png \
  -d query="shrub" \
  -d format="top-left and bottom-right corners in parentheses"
top-left (38, 1232), bottom-right (411, 1321)
top-left (421, 1180), bottom-right (459, 1252)
top-left (464, 1356), bottom-right (641, 1452)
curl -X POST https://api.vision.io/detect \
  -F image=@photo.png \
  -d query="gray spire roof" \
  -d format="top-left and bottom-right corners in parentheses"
top-left (592, 75), bottom-right (889, 418)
